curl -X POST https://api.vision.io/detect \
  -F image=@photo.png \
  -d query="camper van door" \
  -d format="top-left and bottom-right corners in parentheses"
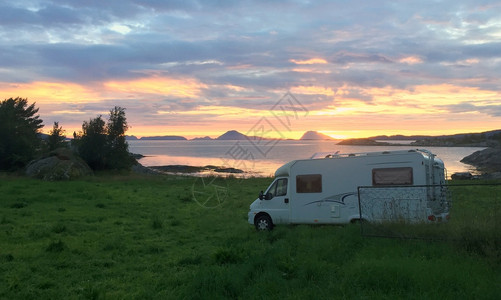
top-left (262, 177), bottom-right (290, 224)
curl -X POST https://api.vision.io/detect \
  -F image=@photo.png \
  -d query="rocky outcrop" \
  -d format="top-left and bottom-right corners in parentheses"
top-left (149, 164), bottom-right (245, 174)
top-left (26, 148), bottom-right (93, 180)
top-left (131, 163), bottom-right (162, 175)
top-left (451, 172), bottom-right (473, 180)
top-left (460, 147), bottom-right (501, 173)
top-left (459, 147), bottom-right (501, 179)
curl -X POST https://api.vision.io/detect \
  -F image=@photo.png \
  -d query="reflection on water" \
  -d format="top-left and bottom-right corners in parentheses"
top-left (128, 140), bottom-right (483, 178)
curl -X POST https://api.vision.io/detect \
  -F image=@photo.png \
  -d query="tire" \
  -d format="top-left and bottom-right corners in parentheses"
top-left (255, 214), bottom-right (273, 231)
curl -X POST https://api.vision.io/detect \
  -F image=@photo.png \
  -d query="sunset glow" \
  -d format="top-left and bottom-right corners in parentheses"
top-left (104, 77), bottom-right (207, 99)
top-left (290, 58), bottom-right (329, 65)
top-left (1, 1), bottom-right (500, 139)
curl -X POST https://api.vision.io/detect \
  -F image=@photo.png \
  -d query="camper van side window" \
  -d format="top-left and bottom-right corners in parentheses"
top-left (296, 174), bottom-right (322, 193)
top-left (372, 167), bottom-right (413, 186)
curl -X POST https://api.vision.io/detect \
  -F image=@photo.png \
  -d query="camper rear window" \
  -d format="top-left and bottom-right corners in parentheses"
top-left (296, 174), bottom-right (322, 193)
top-left (372, 167), bottom-right (413, 186)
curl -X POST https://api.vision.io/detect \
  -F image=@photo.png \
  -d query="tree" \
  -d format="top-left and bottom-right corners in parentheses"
top-left (74, 107), bottom-right (134, 170)
top-left (74, 116), bottom-right (107, 170)
top-left (106, 106), bottom-right (133, 170)
top-left (0, 97), bottom-right (44, 170)
top-left (47, 122), bottom-right (68, 151)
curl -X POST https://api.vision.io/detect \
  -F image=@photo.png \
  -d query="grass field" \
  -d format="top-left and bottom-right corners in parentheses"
top-left (0, 174), bottom-right (500, 299)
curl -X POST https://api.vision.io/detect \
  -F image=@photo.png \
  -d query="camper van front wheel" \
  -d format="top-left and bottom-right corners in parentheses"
top-left (255, 215), bottom-right (273, 231)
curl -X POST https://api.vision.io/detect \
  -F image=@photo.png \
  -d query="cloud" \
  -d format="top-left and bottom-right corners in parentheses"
top-left (399, 56), bottom-right (423, 65)
top-left (104, 76), bottom-right (207, 98)
top-left (290, 58), bottom-right (328, 65)
top-left (441, 102), bottom-right (501, 117)
top-left (1, 0), bottom-right (501, 137)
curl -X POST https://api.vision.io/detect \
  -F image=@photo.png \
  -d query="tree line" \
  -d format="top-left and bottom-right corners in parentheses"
top-left (0, 97), bottom-right (135, 172)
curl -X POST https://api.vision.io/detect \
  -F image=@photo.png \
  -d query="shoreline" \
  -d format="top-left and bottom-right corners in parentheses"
top-left (150, 164), bottom-right (244, 174)
top-left (132, 163), bottom-right (247, 176)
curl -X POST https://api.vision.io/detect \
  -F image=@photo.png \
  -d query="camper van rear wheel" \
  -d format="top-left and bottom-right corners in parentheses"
top-left (255, 215), bottom-right (273, 231)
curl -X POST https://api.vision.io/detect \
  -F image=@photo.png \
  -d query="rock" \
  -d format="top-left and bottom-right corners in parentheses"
top-left (214, 167), bottom-right (244, 173)
top-left (150, 165), bottom-right (206, 173)
top-left (131, 163), bottom-right (162, 175)
top-left (130, 153), bottom-right (145, 160)
top-left (147, 164), bottom-right (245, 175)
top-left (26, 148), bottom-right (93, 180)
top-left (460, 147), bottom-right (501, 173)
top-left (479, 172), bottom-right (501, 180)
top-left (451, 172), bottom-right (473, 180)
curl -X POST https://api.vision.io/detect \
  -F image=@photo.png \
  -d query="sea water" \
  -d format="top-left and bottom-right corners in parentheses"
top-left (128, 139), bottom-right (484, 177)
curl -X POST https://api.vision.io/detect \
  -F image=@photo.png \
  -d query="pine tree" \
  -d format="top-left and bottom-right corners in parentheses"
top-left (0, 98), bottom-right (44, 170)
top-left (47, 122), bottom-right (68, 151)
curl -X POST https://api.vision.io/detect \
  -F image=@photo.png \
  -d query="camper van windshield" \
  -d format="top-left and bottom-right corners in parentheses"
top-left (267, 178), bottom-right (288, 199)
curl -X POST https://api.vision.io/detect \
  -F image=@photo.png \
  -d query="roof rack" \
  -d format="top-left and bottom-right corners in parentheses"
top-left (310, 149), bottom-right (432, 160)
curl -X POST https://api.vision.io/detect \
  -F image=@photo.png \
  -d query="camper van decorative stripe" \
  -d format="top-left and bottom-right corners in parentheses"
top-left (304, 192), bottom-right (357, 206)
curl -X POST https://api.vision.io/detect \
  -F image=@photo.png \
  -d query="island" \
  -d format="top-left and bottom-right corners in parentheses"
top-left (300, 131), bottom-right (336, 140)
top-left (338, 129), bottom-right (501, 147)
top-left (148, 165), bottom-right (244, 174)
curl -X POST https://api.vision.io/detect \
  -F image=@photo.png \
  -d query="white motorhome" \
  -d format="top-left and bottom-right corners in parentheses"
top-left (248, 149), bottom-right (449, 230)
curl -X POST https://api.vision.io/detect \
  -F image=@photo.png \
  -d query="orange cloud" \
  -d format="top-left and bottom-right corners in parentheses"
top-left (291, 85), bottom-right (335, 96)
top-left (290, 58), bottom-right (328, 65)
top-left (0, 81), bottom-right (100, 103)
top-left (171, 105), bottom-right (261, 118)
top-left (292, 68), bottom-right (331, 74)
top-left (104, 76), bottom-right (207, 98)
top-left (308, 83), bottom-right (501, 119)
top-left (390, 84), bottom-right (499, 106)
top-left (398, 56), bottom-right (423, 65)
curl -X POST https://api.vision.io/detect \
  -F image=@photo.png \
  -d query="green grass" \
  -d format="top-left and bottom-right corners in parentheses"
top-left (0, 174), bottom-right (500, 299)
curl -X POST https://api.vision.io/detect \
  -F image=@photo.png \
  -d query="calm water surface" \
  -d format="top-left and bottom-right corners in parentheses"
top-left (128, 140), bottom-right (483, 177)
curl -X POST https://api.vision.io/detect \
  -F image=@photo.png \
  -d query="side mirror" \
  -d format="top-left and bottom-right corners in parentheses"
top-left (259, 191), bottom-right (264, 200)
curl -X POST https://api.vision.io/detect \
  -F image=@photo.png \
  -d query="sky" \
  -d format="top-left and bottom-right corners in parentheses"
top-left (1, 0), bottom-right (500, 139)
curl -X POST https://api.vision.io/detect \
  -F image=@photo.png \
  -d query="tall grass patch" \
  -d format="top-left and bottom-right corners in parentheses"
top-left (0, 175), bottom-right (499, 298)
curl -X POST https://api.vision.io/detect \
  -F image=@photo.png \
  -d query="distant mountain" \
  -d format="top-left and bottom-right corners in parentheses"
top-left (369, 130), bottom-right (501, 142)
top-left (125, 135), bottom-right (139, 140)
top-left (410, 129), bottom-right (501, 147)
top-left (368, 134), bottom-right (429, 141)
top-left (140, 136), bottom-right (187, 141)
top-left (300, 131), bottom-right (335, 140)
top-left (216, 130), bottom-right (249, 140)
top-left (337, 138), bottom-right (391, 146)
top-left (191, 136), bottom-right (213, 141)
top-left (125, 129), bottom-right (501, 145)
top-left (131, 130), bottom-right (339, 141)
top-left (340, 129), bottom-right (501, 147)
top-left (39, 133), bottom-right (71, 141)
top-left (38, 133), bottom-right (49, 140)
